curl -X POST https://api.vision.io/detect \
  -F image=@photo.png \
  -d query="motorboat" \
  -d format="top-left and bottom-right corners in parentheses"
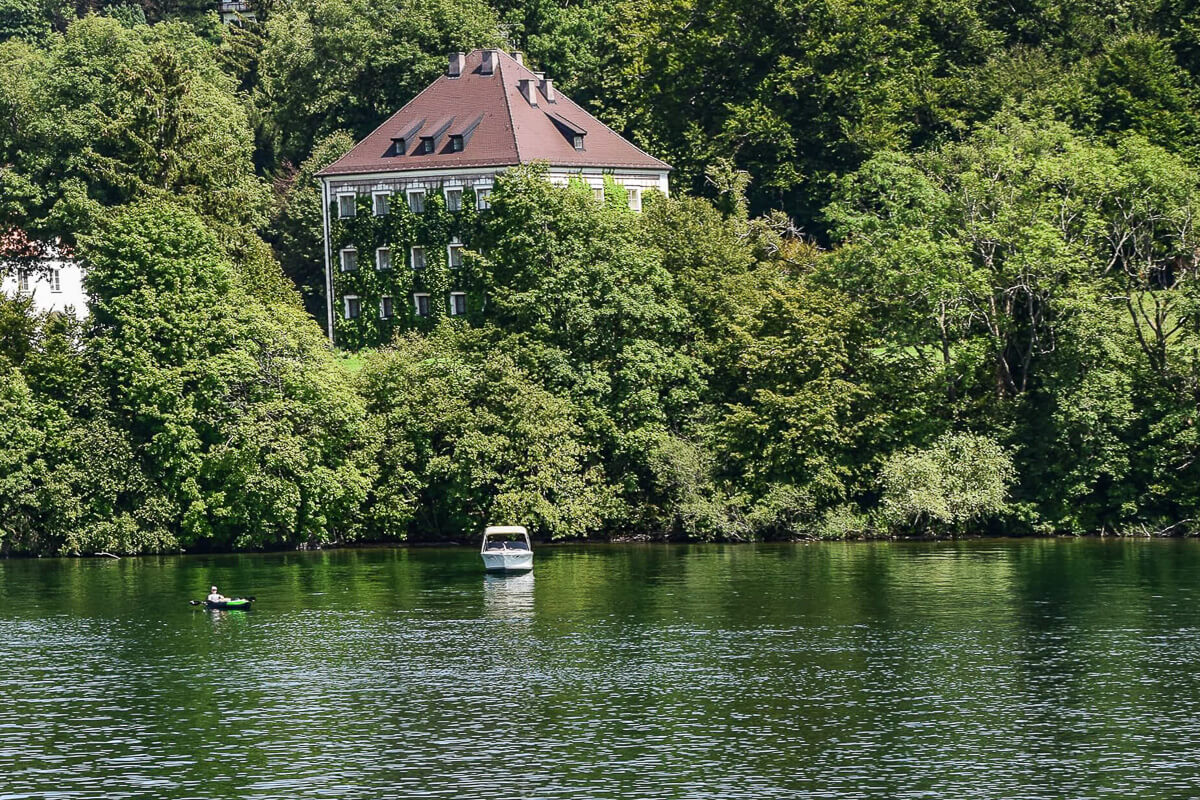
top-left (481, 526), bottom-right (533, 572)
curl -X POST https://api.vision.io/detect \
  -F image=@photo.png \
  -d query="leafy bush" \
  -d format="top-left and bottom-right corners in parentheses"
top-left (880, 433), bottom-right (1014, 534)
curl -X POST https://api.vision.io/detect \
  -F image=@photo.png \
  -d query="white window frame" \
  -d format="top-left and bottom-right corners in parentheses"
top-left (475, 185), bottom-right (493, 210)
top-left (592, 185), bottom-right (604, 202)
top-left (448, 241), bottom-right (463, 269)
top-left (372, 191), bottom-right (390, 216)
top-left (410, 246), bottom-right (425, 271)
top-left (17, 270), bottom-right (29, 293)
top-left (380, 295), bottom-right (394, 319)
top-left (449, 291), bottom-right (466, 316)
top-left (573, 134), bottom-right (585, 150)
top-left (375, 247), bottom-right (391, 271)
top-left (337, 192), bottom-right (357, 219)
top-left (627, 187), bottom-right (642, 212)
top-left (407, 189), bottom-right (426, 213)
top-left (49, 268), bottom-right (61, 293)
top-left (343, 294), bottom-right (361, 319)
top-left (339, 247), bottom-right (358, 272)
top-left (444, 187), bottom-right (463, 212)
top-left (413, 292), bottom-right (431, 317)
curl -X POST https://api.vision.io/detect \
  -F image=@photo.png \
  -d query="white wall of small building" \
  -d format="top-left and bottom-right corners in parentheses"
top-left (0, 259), bottom-right (88, 318)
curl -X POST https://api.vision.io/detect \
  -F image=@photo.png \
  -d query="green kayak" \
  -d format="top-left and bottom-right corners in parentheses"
top-left (205, 598), bottom-right (253, 610)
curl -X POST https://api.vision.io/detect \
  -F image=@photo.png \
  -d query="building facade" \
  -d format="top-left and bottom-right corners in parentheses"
top-left (317, 49), bottom-right (671, 349)
top-left (0, 232), bottom-right (87, 318)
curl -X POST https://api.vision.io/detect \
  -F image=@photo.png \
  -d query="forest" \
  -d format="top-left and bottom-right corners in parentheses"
top-left (1, 0), bottom-right (1200, 553)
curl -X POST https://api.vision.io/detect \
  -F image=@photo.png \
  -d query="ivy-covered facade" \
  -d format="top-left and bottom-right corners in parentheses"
top-left (326, 184), bottom-right (487, 350)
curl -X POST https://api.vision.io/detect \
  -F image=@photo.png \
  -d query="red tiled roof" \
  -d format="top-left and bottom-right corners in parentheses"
top-left (0, 228), bottom-right (70, 261)
top-left (317, 50), bottom-right (671, 177)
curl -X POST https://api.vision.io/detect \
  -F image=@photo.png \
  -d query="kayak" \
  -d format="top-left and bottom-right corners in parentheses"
top-left (205, 598), bottom-right (253, 611)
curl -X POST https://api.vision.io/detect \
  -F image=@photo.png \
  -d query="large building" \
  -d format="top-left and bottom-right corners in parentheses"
top-left (317, 49), bottom-right (671, 349)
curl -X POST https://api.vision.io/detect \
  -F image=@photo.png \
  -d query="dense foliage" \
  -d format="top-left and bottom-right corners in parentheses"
top-left (3, 0), bottom-right (1200, 552)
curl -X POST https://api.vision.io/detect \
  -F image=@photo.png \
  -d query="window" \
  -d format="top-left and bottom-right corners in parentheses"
top-left (448, 242), bottom-right (463, 269)
top-left (410, 246), bottom-right (425, 271)
top-left (628, 187), bottom-right (642, 212)
top-left (445, 188), bottom-right (462, 212)
top-left (391, 137), bottom-right (406, 155)
top-left (373, 192), bottom-right (390, 216)
top-left (476, 187), bottom-right (492, 209)
top-left (376, 247), bottom-right (391, 271)
top-left (420, 137), bottom-right (434, 154)
top-left (17, 270), bottom-right (29, 292)
top-left (49, 268), bottom-right (61, 293)
top-left (340, 248), bottom-right (358, 272)
top-left (407, 190), bottom-right (425, 213)
top-left (413, 293), bottom-right (430, 317)
top-left (592, 186), bottom-right (604, 202)
top-left (380, 296), bottom-right (394, 319)
top-left (573, 134), bottom-right (585, 150)
top-left (344, 295), bottom-right (361, 319)
top-left (450, 134), bottom-right (463, 152)
top-left (450, 292), bottom-right (467, 316)
top-left (337, 193), bottom-right (356, 218)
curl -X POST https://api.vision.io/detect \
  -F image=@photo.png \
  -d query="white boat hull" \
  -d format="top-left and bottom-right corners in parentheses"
top-left (481, 551), bottom-right (533, 572)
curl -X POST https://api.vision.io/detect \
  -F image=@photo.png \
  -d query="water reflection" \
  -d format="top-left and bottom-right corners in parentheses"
top-left (482, 571), bottom-right (535, 620)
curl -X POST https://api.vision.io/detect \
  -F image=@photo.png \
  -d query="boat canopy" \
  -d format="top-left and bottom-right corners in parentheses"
top-left (484, 525), bottom-right (528, 535)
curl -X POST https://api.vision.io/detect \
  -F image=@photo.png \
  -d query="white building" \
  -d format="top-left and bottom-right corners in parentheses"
top-left (316, 49), bottom-right (671, 347)
top-left (0, 235), bottom-right (87, 318)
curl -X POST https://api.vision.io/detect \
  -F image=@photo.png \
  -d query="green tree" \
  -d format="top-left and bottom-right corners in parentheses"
top-left (256, 0), bottom-right (502, 165)
top-left (879, 431), bottom-right (1014, 533)
top-left (359, 325), bottom-right (617, 539)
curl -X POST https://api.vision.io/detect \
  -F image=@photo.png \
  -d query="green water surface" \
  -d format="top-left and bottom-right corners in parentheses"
top-left (2, 539), bottom-right (1199, 799)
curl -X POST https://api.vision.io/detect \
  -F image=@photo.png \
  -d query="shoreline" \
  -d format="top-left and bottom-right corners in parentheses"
top-left (3, 529), bottom-right (1199, 560)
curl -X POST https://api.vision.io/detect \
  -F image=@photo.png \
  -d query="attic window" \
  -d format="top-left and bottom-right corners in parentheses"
top-left (450, 134), bottom-right (463, 152)
top-left (420, 137), bottom-right (435, 154)
top-left (573, 134), bottom-right (585, 151)
top-left (392, 137), bottom-right (406, 156)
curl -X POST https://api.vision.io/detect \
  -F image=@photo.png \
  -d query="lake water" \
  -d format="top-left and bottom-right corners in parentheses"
top-left (2, 539), bottom-right (1200, 799)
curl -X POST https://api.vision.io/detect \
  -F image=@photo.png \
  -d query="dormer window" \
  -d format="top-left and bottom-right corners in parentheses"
top-left (420, 137), bottom-right (434, 154)
top-left (450, 134), bottom-right (463, 152)
top-left (391, 137), bottom-right (406, 156)
top-left (546, 111), bottom-right (588, 151)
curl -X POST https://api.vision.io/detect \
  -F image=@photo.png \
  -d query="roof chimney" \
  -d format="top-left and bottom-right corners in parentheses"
top-left (510, 51), bottom-right (524, 66)
top-left (540, 77), bottom-right (556, 103)
top-left (448, 52), bottom-right (464, 77)
top-left (519, 78), bottom-right (538, 107)
top-left (481, 50), bottom-right (495, 75)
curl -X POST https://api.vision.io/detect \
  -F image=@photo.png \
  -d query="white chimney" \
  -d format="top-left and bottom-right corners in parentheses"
top-left (481, 50), bottom-right (495, 75)
top-left (540, 77), bottom-right (555, 103)
top-left (510, 51), bottom-right (524, 66)
top-left (519, 78), bottom-right (538, 107)
top-left (448, 52), bottom-right (464, 77)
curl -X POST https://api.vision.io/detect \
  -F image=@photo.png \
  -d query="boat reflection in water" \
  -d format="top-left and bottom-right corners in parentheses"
top-left (483, 571), bottom-right (535, 620)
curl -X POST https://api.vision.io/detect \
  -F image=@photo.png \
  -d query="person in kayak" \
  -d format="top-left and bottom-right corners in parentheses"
top-left (207, 586), bottom-right (227, 603)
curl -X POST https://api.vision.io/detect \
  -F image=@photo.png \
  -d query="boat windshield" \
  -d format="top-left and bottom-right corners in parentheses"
top-left (485, 538), bottom-right (529, 550)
